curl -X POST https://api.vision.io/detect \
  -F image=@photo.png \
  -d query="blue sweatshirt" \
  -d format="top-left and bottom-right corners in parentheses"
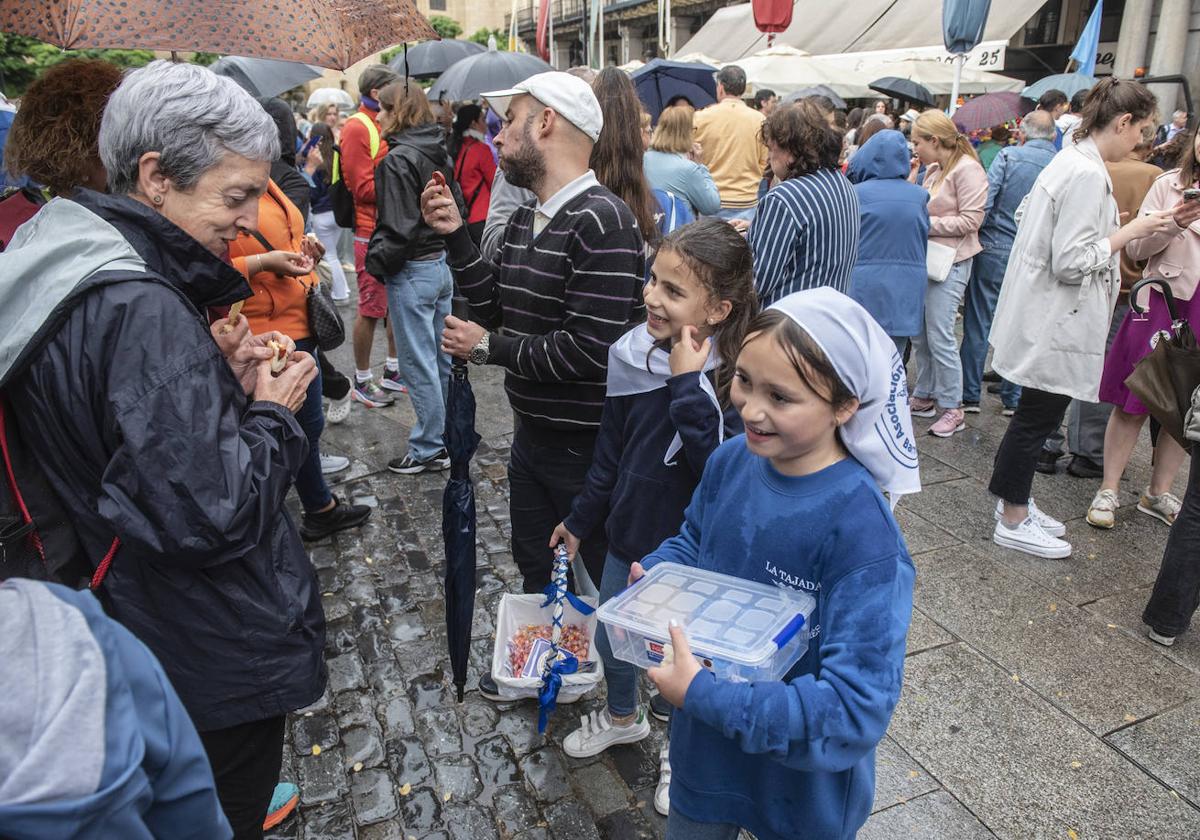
top-left (642, 439), bottom-right (914, 840)
top-left (564, 370), bottom-right (742, 565)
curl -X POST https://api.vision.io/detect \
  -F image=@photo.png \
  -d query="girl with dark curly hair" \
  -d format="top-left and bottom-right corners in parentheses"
top-left (747, 100), bottom-right (859, 305)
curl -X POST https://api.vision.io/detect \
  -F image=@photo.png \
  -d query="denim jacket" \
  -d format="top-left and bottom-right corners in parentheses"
top-left (978, 138), bottom-right (1057, 253)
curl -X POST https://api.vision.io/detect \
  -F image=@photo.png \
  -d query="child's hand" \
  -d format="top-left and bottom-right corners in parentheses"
top-left (628, 561), bottom-right (646, 587)
top-left (548, 522), bottom-right (580, 560)
top-left (669, 325), bottom-right (712, 376)
top-left (647, 621), bottom-right (702, 709)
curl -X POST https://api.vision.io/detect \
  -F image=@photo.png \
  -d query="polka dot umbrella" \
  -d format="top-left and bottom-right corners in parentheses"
top-left (0, 0), bottom-right (438, 70)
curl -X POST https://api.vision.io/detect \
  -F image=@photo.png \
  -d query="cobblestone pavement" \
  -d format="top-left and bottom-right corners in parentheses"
top-left (264, 333), bottom-right (1200, 840)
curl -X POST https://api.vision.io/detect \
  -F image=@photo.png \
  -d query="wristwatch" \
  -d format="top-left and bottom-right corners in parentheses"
top-left (468, 333), bottom-right (491, 366)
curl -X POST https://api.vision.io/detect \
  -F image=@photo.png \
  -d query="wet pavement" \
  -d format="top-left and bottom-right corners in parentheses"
top-left (264, 319), bottom-right (1200, 840)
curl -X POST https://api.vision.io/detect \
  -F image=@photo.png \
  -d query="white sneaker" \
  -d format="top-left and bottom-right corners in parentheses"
top-left (1087, 488), bottom-right (1120, 530)
top-left (320, 454), bottom-right (350, 476)
top-left (562, 708), bottom-right (650, 758)
top-left (992, 517), bottom-right (1071, 559)
top-left (326, 393), bottom-right (351, 425)
top-left (994, 498), bottom-right (1065, 537)
top-left (653, 743), bottom-right (671, 816)
top-left (1148, 628), bottom-right (1177, 647)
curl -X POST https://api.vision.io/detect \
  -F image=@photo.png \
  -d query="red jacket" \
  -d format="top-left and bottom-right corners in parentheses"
top-left (454, 136), bottom-right (496, 225)
top-left (340, 105), bottom-right (387, 237)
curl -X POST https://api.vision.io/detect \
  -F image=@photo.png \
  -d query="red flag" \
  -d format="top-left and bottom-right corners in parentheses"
top-left (536, 0), bottom-right (551, 62)
top-left (751, 0), bottom-right (793, 44)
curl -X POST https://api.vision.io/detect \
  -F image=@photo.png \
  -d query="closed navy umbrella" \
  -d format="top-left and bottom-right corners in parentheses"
top-left (632, 59), bottom-right (717, 122)
top-left (211, 56), bottom-right (322, 98)
top-left (388, 39), bottom-right (485, 80)
top-left (442, 299), bottom-right (482, 702)
top-left (943, 0), bottom-right (992, 112)
top-left (427, 47), bottom-right (551, 103)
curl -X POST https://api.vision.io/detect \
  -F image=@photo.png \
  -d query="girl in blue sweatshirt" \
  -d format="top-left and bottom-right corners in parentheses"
top-left (549, 218), bottom-right (758, 812)
top-left (630, 287), bottom-right (921, 840)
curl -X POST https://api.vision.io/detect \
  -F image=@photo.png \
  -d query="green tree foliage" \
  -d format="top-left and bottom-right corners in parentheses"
top-left (0, 33), bottom-right (219, 97)
top-left (468, 28), bottom-right (507, 49)
top-left (428, 16), bottom-right (464, 40)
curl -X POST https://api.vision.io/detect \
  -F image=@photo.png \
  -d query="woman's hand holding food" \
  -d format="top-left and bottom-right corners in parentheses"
top-left (257, 250), bottom-right (313, 276)
top-left (255, 350), bottom-right (316, 413)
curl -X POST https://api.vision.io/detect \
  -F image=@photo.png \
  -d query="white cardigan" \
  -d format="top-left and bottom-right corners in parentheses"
top-left (988, 137), bottom-right (1121, 402)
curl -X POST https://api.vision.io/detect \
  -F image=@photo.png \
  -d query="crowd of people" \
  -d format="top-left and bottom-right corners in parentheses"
top-left (1, 50), bottom-right (1199, 840)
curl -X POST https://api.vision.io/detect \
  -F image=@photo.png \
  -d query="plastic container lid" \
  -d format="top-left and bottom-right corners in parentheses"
top-left (597, 562), bottom-right (817, 668)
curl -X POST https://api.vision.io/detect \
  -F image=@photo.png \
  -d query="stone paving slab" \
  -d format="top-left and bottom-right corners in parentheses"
top-left (890, 643), bottom-right (1200, 840)
top-left (859, 790), bottom-right (996, 840)
top-left (1106, 699), bottom-right (1200, 805)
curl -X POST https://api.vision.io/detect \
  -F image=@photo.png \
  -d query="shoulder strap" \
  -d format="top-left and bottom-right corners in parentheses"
top-left (349, 112), bottom-right (380, 159)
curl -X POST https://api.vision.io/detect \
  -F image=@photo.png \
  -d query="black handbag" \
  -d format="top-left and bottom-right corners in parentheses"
top-left (245, 229), bottom-right (345, 352)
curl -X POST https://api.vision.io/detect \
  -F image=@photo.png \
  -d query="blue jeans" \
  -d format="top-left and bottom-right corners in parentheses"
top-left (666, 808), bottom-right (740, 840)
top-left (385, 256), bottom-right (452, 462)
top-left (596, 552), bottom-right (638, 717)
top-left (713, 206), bottom-right (756, 223)
top-left (960, 249), bottom-right (1006, 404)
top-left (911, 258), bottom-right (971, 409)
top-left (293, 338), bottom-right (332, 513)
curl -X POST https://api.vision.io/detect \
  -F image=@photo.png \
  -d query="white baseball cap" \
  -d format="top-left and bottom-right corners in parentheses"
top-left (899, 109), bottom-right (920, 124)
top-left (482, 71), bottom-right (604, 143)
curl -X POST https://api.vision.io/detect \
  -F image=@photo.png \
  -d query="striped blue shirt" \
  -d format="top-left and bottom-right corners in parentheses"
top-left (748, 168), bottom-right (860, 306)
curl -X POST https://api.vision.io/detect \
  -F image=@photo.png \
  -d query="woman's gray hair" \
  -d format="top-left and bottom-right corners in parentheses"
top-left (99, 60), bottom-right (280, 195)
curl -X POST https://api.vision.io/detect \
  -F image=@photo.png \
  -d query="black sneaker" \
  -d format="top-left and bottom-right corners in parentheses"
top-left (648, 691), bottom-right (672, 722)
top-left (478, 672), bottom-right (504, 701)
top-left (299, 496), bottom-right (371, 541)
top-left (983, 370), bottom-right (1001, 383)
top-left (986, 383), bottom-right (1003, 395)
top-left (962, 401), bottom-right (981, 414)
top-left (1067, 455), bottom-right (1104, 479)
top-left (388, 449), bottom-right (451, 475)
top-left (1034, 450), bottom-right (1061, 475)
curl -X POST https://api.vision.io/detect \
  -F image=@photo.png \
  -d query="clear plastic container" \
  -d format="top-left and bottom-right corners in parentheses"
top-left (597, 562), bottom-right (817, 683)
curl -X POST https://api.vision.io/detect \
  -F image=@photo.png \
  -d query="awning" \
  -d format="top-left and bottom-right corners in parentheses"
top-left (676, 0), bottom-right (1049, 63)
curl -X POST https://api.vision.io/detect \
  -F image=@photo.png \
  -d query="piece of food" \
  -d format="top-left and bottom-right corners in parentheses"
top-left (219, 300), bottom-right (246, 334)
top-left (267, 339), bottom-right (288, 374)
top-left (431, 170), bottom-right (446, 189)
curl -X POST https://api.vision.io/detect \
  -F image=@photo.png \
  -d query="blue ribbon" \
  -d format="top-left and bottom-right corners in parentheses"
top-left (540, 583), bottom-right (595, 616)
top-left (537, 652), bottom-right (580, 733)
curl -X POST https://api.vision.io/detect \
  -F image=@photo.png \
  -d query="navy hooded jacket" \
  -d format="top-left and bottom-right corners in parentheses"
top-left (846, 130), bottom-right (931, 338)
top-left (0, 189), bottom-right (326, 731)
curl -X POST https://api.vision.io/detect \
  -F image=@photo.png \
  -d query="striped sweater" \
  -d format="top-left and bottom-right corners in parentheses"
top-left (447, 185), bottom-right (645, 441)
top-left (748, 168), bottom-right (860, 306)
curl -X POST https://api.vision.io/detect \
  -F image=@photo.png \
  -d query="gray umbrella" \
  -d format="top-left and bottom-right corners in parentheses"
top-left (427, 48), bottom-right (551, 103)
top-left (782, 85), bottom-right (847, 110)
top-left (211, 56), bottom-right (323, 98)
top-left (389, 39), bottom-right (486, 80)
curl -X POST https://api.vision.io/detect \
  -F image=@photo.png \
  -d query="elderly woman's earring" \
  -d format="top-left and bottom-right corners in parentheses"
top-left (152, 194), bottom-right (163, 205)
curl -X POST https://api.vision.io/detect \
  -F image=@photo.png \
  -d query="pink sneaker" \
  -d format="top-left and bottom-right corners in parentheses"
top-left (929, 408), bottom-right (966, 438)
top-left (910, 396), bottom-right (937, 418)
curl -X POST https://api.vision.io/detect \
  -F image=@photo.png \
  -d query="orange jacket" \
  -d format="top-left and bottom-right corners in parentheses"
top-left (228, 179), bottom-right (313, 341)
top-left (341, 105), bottom-right (388, 237)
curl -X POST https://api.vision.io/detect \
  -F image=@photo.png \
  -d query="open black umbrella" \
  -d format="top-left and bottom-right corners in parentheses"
top-left (211, 56), bottom-right (322, 98)
top-left (442, 298), bottom-right (482, 702)
top-left (869, 76), bottom-right (936, 108)
top-left (389, 39), bottom-right (485, 80)
top-left (427, 47), bottom-right (551, 103)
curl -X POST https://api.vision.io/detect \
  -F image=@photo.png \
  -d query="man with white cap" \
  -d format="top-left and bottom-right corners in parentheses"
top-left (422, 71), bottom-right (646, 700)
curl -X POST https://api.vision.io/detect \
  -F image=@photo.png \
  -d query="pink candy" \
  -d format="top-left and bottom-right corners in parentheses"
top-left (507, 623), bottom-right (590, 674)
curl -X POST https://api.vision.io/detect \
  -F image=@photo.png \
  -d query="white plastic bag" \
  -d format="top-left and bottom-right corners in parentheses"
top-left (491, 593), bottom-right (604, 702)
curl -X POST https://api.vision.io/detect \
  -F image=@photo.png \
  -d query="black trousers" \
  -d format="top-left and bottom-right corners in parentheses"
top-left (508, 423), bottom-right (608, 594)
top-left (319, 353), bottom-right (351, 401)
top-left (1144, 453), bottom-right (1200, 636)
top-left (988, 387), bottom-right (1073, 505)
top-left (199, 715), bottom-right (287, 840)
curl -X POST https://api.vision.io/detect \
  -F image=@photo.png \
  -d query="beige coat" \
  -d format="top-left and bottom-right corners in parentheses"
top-left (989, 137), bottom-right (1121, 402)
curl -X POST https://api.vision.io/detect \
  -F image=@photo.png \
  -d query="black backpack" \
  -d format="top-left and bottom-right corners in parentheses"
top-left (0, 396), bottom-right (117, 589)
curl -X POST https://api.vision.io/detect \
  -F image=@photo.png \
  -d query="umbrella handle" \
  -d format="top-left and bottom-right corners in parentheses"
top-left (1130, 277), bottom-right (1179, 320)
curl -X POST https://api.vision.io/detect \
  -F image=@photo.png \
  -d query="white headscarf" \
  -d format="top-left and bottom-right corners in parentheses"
top-left (605, 324), bottom-right (725, 465)
top-left (768, 288), bottom-right (920, 504)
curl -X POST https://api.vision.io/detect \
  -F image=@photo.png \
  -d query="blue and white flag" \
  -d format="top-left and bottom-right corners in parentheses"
top-left (1070, 1), bottom-right (1104, 77)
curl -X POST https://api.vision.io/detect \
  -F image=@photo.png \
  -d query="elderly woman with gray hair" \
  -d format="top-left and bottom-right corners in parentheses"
top-left (0, 60), bottom-right (326, 839)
